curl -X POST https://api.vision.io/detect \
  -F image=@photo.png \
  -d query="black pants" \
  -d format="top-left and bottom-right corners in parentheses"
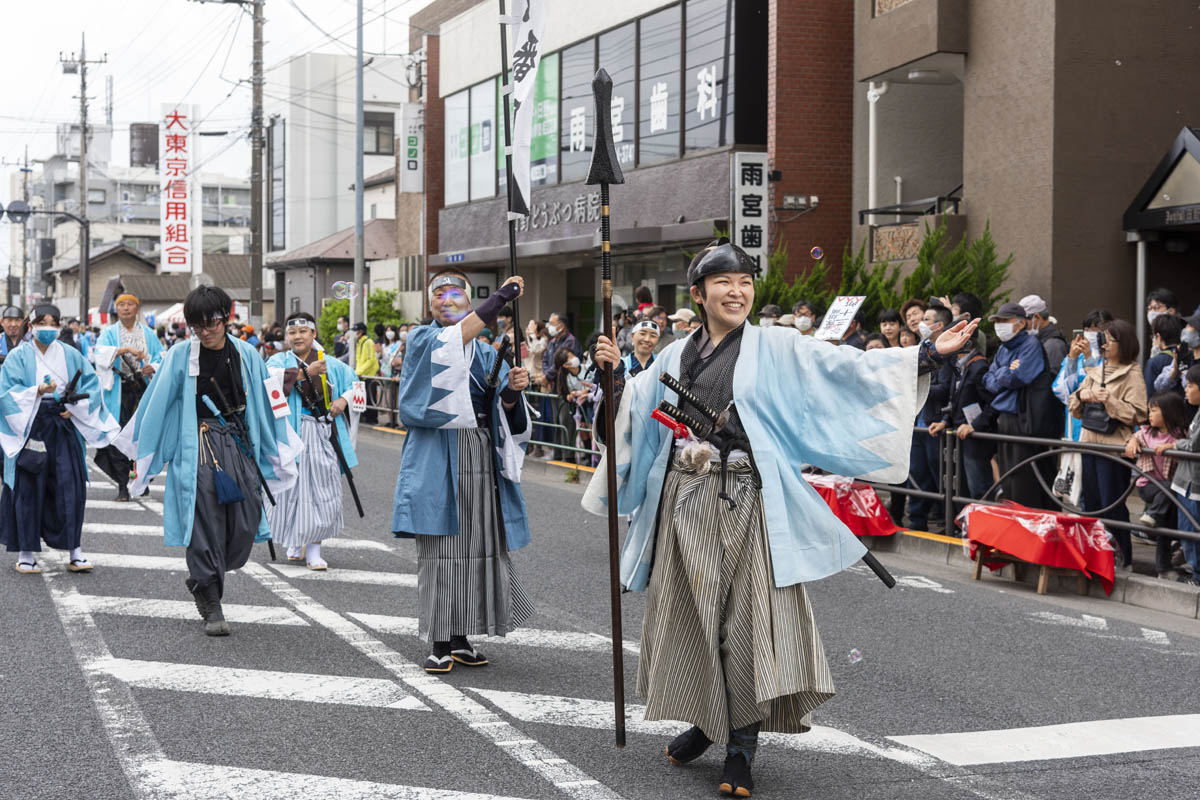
top-left (186, 421), bottom-right (262, 598)
top-left (1081, 453), bottom-right (1132, 567)
top-left (1137, 483), bottom-right (1178, 573)
top-left (996, 414), bottom-right (1052, 509)
top-left (95, 376), bottom-right (145, 490)
top-left (0, 400), bottom-right (85, 553)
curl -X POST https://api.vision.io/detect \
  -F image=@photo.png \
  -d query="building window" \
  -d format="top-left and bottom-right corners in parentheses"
top-left (444, 90), bottom-right (470, 205)
top-left (469, 79), bottom-right (497, 201)
top-left (87, 188), bottom-right (106, 204)
top-left (684, 0), bottom-right (735, 154)
top-left (638, 5), bottom-right (682, 165)
top-left (499, 51), bottom-right (560, 192)
top-left (370, 203), bottom-right (377, 219)
top-left (599, 23), bottom-right (637, 171)
top-left (364, 111), bottom-right (395, 155)
top-left (559, 39), bottom-right (596, 183)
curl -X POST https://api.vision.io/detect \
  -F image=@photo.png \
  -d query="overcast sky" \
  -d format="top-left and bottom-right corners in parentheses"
top-left (0, 0), bottom-right (424, 266)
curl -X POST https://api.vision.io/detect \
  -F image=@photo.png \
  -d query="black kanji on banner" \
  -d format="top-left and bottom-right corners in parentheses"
top-left (512, 32), bottom-right (540, 83)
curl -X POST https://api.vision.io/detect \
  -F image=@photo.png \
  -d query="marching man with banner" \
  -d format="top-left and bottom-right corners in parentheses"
top-left (116, 285), bottom-right (302, 637)
top-left (265, 311), bottom-right (364, 570)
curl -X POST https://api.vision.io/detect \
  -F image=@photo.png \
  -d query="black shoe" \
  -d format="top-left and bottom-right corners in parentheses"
top-left (718, 753), bottom-right (754, 797)
top-left (186, 578), bottom-right (211, 621)
top-left (114, 486), bottom-right (131, 502)
top-left (665, 726), bottom-right (713, 765)
top-left (203, 584), bottom-right (230, 636)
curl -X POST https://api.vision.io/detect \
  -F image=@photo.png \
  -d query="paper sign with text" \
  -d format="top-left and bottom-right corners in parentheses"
top-left (350, 381), bottom-right (367, 414)
top-left (814, 296), bottom-right (866, 342)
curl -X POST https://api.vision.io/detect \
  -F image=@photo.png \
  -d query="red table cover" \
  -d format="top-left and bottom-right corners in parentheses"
top-left (803, 473), bottom-right (899, 537)
top-left (957, 502), bottom-right (1116, 595)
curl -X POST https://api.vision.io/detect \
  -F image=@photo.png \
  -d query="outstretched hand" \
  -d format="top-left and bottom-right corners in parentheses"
top-left (934, 318), bottom-right (980, 356)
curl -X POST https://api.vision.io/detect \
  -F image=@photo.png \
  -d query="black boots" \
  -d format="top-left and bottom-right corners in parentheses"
top-left (187, 579), bottom-right (230, 636)
top-left (666, 726), bottom-right (713, 765)
top-left (114, 485), bottom-right (131, 502)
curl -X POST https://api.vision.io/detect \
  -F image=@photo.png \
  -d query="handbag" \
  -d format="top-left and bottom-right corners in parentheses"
top-left (1079, 363), bottom-right (1117, 435)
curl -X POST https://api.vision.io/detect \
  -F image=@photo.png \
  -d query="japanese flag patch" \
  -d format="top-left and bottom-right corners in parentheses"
top-left (264, 374), bottom-right (289, 418)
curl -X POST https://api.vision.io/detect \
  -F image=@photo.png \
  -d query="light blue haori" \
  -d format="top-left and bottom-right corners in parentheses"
top-left (390, 320), bottom-right (534, 550)
top-left (266, 348), bottom-right (359, 470)
top-left (114, 334), bottom-right (303, 548)
top-left (92, 321), bottom-right (165, 420)
top-left (582, 324), bottom-right (930, 591)
top-left (0, 340), bottom-right (121, 488)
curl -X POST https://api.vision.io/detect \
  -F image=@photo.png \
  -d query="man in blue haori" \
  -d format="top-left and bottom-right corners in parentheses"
top-left (265, 311), bottom-right (360, 570)
top-left (92, 292), bottom-right (164, 501)
top-left (0, 304), bottom-right (120, 574)
top-left (585, 239), bottom-right (978, 798)
top-left (117, 286), bottom-right (301, 636)
top-left (391, 269), bottom-right (534, 674)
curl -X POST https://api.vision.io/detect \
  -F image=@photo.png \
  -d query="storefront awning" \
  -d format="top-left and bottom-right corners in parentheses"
top-left (1123, 126), bottom-right (1200, 232)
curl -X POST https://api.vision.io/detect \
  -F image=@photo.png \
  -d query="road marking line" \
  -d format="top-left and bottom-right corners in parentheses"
top-left (79, 553), bottom-right (189, 571)
top-left (267, 562), bottom-right (417, 587)
top-left (85, 499), bottom-right (164, 513)
top-left (89, 657), bottom-right (428, 710)
top-left (135, 759), bottom-right (536, 799)
top-left (64, 593), bottom-right (308, 626)
top-left (1028, 611), bottom-right (1108, 630)
top-left (242, 562), bottom-right (625, 800)
top-left (889, 714), bottom-right (1200, 765)
top-left (84, 523), bottom-right (163, 536)
top-left (1141, 628), bottom-right (1171, 645)
top-left (468, 689), bottom-right (929, 765)
top-left (347, 612), bottom-right (640, 655)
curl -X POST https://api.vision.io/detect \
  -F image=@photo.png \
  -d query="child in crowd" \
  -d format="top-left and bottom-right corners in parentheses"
top-left (899, 328), bottom-right (920, 347)
top-left (864, 333), bottom-right (888, 351)
top-left (1166, 366), bottom-right (1200, 585)
top-left (1126, 391), bottom-right (1189, 577)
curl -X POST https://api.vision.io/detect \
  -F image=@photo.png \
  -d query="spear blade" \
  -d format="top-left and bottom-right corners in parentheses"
top-left (585, 68), bottom-right (625, 187)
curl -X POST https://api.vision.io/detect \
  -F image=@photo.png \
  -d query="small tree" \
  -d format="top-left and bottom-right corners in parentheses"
top-left (317, 288), bottom-right (407, 350)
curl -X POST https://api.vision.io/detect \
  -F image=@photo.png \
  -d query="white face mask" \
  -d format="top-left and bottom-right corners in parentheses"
top-left (995, 322), bottom-right (1017, 342)
top-left (794, 316), bottom-right (813, 332)
top-left (400, 331), bottom-right (408, 341)
top-left (566, 357), bottom-right (580, 370)
top-left (918, 322), bottom-right (935, 341)
top-left (547, 323), bottom-right (560, 337)
top-left (385, 330), bottom-right (396, 341)
top-left (1148, 310), bottom-right (1163, 327)
top-left (337, 322), bottom-right (348, 332)
top-left (760, 318), bottom-right (775, 328)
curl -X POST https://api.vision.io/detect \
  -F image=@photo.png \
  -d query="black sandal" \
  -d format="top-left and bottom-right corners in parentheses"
top-left (717, 753), bottom-right (753, 797)
top-left (665, 726), bottom-right (713, 765)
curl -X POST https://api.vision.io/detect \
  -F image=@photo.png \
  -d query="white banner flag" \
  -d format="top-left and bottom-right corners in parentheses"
top-left (505, 0), bottom-right (545, 217)
top-left (159, 104), bottom-right (197, 274)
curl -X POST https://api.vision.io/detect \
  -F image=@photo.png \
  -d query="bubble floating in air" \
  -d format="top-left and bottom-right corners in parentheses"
top-left (332, 281), bottom-right (348, 299)
top-left (1114, 59), bottom-right (1122, 66)
top-left (848, 648), bottom-right (863, 664)
top-left (810, 246), bottom-right (824, 260)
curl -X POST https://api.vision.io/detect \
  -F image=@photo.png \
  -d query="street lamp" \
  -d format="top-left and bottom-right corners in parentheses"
top-left (0, 200), bottom-right (91, 317)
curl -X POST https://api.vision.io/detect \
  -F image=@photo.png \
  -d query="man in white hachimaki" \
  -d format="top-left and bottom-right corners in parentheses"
top-left (265, 311), bottom-right (361, 570)
top-left (0, 304), bottom-right (120, 574)
top-left (585, 239), bottom-right (978, 798)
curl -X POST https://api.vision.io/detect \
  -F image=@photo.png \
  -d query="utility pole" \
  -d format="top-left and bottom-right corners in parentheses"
top-left (350, 0), bottom-right (365, 371)
top-left (250, 0), bottom-right (264, 327)
top-left (21, 147), bottom-right (30, 306)
top-left (60, 34), bottom-right (106, 324)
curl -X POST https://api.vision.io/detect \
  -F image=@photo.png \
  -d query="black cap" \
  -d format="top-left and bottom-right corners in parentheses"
top-left (988, 301), bottom-right (1028, 322)
top-left (1, 305), bottom-right (22, 319)
top-left (352, 321), bottom-right (368, 333)
top-left (759, 304), bottom-right (783, 318)
top-left (686, 238), bottom-right (760, 287)
top-left (1183, 313), bottom-right (1200, 330)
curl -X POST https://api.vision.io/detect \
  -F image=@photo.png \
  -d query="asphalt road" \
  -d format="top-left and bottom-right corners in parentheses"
top-left (2, 427), bottom-right (1199, 800)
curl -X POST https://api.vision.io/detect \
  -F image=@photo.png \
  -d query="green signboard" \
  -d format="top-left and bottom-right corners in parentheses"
top-left (499, 51), bottom-right (559, 189)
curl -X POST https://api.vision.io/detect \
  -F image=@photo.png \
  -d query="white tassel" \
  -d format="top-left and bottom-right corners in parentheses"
top-left (678, 438), bottom-right (716, 472)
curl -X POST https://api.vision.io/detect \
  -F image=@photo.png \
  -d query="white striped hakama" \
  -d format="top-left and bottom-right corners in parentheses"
top-left (638, 455), bottom-right (835, 745)
top-left (265, 415), bottom-right (343, 548)
top-left (415, 427), bottom-right (534, 642)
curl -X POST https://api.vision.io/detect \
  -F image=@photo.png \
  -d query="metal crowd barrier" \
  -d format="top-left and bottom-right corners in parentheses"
top-left (860, 426), bottom-right (1200, 543)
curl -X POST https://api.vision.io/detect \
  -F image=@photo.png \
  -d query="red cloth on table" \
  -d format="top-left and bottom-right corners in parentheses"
top-left (958, 502), bottom-right (1116, 595)
top-left (803, 473), bottom-right (899, 537)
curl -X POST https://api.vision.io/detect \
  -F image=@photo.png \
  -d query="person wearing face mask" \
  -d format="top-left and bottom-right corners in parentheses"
top-left (757, 304), bottom-right (782, 328)
top-left (982, 302), bottom-right (1056, 508)
top-left (379, 325), bottom-right (404, 428)
top-left (792, 300), bottom-right (822, 336)
top-left (1145, 288), bottom-right (1179, 345)
top-left (391, 270), bottom-right (535, 674)
top-left (668, 308), bottom-right (697, 338)
top-left (523, 319), bottom-right (550, 457)
top-left (555, 347), bottom-right (593, 462)
top-left (333, 315), bottom-right (351, 363)
top-left (0, 304), bottom-right (121, 575)
top-left (928, 331), bottom-right (997, 503)
top-left (1049, 310), bottom-right (1115, 504)
top-left (118, 286), bottom-right (303, 636)
top-left (541, 312), bottom-right (580, 457)
top-left (1153, 315), bottom-right (1199, 407)
top-left (1019, 295), bottom-right (1068, 375)
top-left (1143, 313), bottom-right (1183, 399)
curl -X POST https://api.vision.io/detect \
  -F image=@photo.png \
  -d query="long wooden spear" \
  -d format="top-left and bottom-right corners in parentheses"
top-left (585, 67), bottom-right (627, 748)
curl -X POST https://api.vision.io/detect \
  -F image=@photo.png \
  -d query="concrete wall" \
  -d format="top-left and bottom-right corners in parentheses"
top-left (854, 0), bottom-right (968, 82)
top-left (961, 0), bottom-right (1057, 308)
top-left (1049, 0), bottom-right (1200, 329)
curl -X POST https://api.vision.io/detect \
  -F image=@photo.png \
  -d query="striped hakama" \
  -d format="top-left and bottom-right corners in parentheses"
top-left (265, 415), bottom-right (343, 548)
top-left (638, 455), bottom-right (836, 745)
top-left (415, 427), bottom-right (534, 642)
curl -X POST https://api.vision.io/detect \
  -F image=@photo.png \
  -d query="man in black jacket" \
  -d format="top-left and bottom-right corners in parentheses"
top-left (930, 344), bottom-right (997, 504)
top-left (897, 305), bottom-right (954, 530)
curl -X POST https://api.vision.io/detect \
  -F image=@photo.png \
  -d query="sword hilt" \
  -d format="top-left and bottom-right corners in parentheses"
top-left (656, 401), bottom-right (708, 438)
top-left (659, 372), bottom-right (720, 424)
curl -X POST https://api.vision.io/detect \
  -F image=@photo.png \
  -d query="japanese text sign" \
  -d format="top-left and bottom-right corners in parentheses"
top-left (731, 151), bottom-right (768, 274)
top-left (159, 104), bottom-right (197, 274)
top-left (815, 296), bottom-right (866, 342)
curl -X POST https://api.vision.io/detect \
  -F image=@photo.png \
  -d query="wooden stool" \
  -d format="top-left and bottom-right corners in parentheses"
top-left (972, 546), bottom-right (1090, 596)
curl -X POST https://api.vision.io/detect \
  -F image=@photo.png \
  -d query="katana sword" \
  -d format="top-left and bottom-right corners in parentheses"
top-left (585, 67), bottom-right (627, 749)
top-left (295, 357), bottom-right (365, 518)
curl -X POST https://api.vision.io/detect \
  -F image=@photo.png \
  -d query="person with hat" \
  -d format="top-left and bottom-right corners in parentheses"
top-left (93, 292), bottom-right (164, 501)
top-left (115, 286), bottom-right (302, 636)
top-left (757, 303), bottom-right (782, 327)
top-left (621, 320), bottom-right (661, 377)
top-left (1019, 294), bottom-right (1068, 375)
top-left (584, 238), bottom-right (978, 797)
top-left (390, 269), bottom-right (535, 674)
top-left (981, 301), bottom-right (1054, 508)
top-left (264, 311), bottom-right (361, 570)
top-left (0, 305), bottom-right (27, 363)
top-left (0, 304), bottom-right (121, 574)
top-left (668, 308), bottom-right (697, 338)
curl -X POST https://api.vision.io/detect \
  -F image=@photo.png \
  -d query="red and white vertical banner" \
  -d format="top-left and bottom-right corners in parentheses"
top-left (159, 104), bottom-right (197, 274)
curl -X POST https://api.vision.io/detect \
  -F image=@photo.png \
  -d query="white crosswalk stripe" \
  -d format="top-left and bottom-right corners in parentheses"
top-left (63, 593), bottom-right (308, 626)
top-left (348, 612), bottom-right (641, 655)
top-left (84, 499), bottom-right (165, 513)
top-left (90, 657), bottom-right (429, 710)
top-left (267, 562), bottom-right (417, 587)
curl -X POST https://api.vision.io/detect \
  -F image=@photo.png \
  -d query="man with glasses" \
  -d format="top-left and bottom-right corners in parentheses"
top-left (93, 293), bottom-right (163, 501)
top-left (117, 286), bottom-right (302, 636)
